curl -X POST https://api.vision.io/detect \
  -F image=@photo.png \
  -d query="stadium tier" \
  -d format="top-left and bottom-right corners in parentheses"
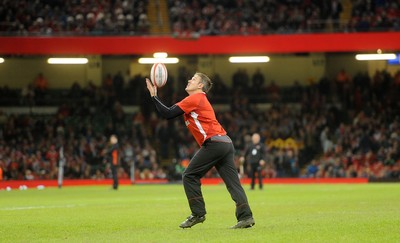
top-left (0, 0), bottom-right (399, 182)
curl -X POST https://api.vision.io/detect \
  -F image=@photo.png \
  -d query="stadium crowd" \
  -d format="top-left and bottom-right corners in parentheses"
top-left (169, 0), bottom-right (344, 36)
top-left (1, 0), bottom-right (399, 36)
top-left (0, 0), bottom-right (399, 182)
top-left (169, 0), bottom-right (400, 36)
top-left (0, 0), bottom-right (150, 35)
top-left (350, 0), bottom-right (400, 32)
top-left (1, 68), bottom-right (399, 181)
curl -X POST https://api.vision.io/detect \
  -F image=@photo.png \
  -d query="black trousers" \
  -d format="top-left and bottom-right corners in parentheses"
top-left (111, 165), bottom-right (118, 189)
top-left (250, 164), bottom-right (263, 189)
top-left (182, 139), bottom-right (253, 221)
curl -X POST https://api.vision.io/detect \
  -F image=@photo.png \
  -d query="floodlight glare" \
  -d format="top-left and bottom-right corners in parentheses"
top-left (355, 54), bottom-right (396, 61)
top-left (138, 58), bottom-right (179, 64)
top-left (47, 58), bottom-right (89, 64)
top-left (153, 52), bottom-right (168, 58)
top-left (229, 56), bottom-right (270, 63)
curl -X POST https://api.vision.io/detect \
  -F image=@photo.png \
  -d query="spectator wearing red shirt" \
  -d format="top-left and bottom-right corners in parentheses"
top-left (45, 145), bottom-right (59, 177)
top-left (33, 73), bottom-right (49, 102)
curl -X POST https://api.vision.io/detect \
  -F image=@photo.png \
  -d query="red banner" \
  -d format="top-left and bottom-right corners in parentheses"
top-left (0, 32), bottom-right (399, 55)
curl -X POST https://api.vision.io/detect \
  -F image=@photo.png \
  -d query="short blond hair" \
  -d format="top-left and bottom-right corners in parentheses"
top-left (195, 72), bottom-right (213, 93)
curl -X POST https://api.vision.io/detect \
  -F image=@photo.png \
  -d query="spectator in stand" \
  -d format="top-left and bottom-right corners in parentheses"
top-left (45, 145), bottom-right (59, 174)
top-left (156, 119), bottom-right (171, 159)
top-left (251, 68), bottom-right (265, 96)
top-left (0, 109), bottom-right (8, 129)
top-left (232, 68), bottom-right (250, 94)
top-left (284, 149), bottom-right (299, 177)
top-left (0, 164), bottom-right (3, 181)
top-left (306, 160), bottom-right (319, 178)
top-left (20, 84), bottom-right (35, 106)
top-left (266, 80), bottom-right (280, 102)
top-left (209, 74), bottom-right (229, 100)
top-left (290, 80), bottom-right (303, 102)
top-left (137, 13), bottom-right (151, 34)
top-left (33, 73), bottom-right (48, 102)
top-left (330, 0), bottom-right (343, 30)
top-left (69, 81), bottom-right (83, 99)
top-left (113, 71), bottom-right (125, 98)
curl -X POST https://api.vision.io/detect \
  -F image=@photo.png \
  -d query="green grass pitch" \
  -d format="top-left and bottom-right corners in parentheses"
top-left (1, 183), bottom-right (399, 242)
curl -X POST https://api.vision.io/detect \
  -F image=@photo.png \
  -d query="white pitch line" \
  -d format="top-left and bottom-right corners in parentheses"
top-left (0, 204), bottom-right (86, 211)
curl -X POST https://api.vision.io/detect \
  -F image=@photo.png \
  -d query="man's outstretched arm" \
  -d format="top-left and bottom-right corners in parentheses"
top-left (152, 96), bottom-right (184, 119)
top-left (145, 78), bottom-right (184, 119)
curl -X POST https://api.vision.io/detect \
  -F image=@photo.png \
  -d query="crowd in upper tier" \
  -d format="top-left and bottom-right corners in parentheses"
top-left (0, 0), bottom-right (151, 35)
top-left (169, 0), bottom-right (400, 36)
top-left (0, 0), bottom-right (399, 35)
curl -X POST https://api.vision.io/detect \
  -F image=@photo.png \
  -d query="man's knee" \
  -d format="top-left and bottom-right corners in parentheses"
top-left (182, 172), bottom-right (197, 184)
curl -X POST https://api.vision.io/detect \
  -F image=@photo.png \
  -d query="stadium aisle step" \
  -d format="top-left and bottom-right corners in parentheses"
top-left (148, 0), bottom-right (171, 35)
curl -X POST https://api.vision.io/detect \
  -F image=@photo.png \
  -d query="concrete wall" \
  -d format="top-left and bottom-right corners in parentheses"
top-left (1, 54), bottom-right (398, 89)
top-left (0, 57), bottom-right (87, 89)
top-left (210, 53), bottom-right (327, 86)
top-left (367, 60), bottom-right (400, 77)
top-left (325, 55), bottom-right (368, 80)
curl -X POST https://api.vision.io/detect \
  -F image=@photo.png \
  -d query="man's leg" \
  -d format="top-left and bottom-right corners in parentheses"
top-left (257, 166), bottom-right (263, 189)
top-left (215, 143), bottom-right (253, 221)
top-left (182, 143), bottom-right (223, 216)
top-left (250, 166), bottom-right (256, 190)
top-left (112, 165), bottom-right (118, 189)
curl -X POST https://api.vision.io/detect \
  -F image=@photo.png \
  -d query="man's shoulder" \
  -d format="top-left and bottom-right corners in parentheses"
top-left (190, 92), bottom-right (206, 98)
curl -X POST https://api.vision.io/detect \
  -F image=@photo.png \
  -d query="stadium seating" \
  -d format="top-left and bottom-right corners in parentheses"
top-left (0, 0), bottom-right (150, 35)
top-left (1, 0), bottom-right (399, 35)
top-left (1, 69), bottom-right (399, 181)
top-left (0, 1), bottom-right (399, 181)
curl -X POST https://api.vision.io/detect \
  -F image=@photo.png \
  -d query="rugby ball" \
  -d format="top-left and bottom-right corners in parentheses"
top-left (150, 63), bottom-right (168, 88)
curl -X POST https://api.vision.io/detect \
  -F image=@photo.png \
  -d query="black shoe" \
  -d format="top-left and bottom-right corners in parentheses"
top-left (231, 217), bottom-right (255, 229)
top-left (179, 214), bottom-right (206, 228)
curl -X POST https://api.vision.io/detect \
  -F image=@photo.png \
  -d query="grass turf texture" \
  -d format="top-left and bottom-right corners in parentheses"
top-left (1, 184), bottom-right (399, 242)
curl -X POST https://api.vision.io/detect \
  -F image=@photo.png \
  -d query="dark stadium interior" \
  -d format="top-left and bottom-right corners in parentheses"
top-left (0, 0), bottom-right (399, 182)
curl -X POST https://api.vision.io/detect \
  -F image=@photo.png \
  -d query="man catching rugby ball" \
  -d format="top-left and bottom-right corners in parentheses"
top-left (145, 72), bottom-right (255, 229)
